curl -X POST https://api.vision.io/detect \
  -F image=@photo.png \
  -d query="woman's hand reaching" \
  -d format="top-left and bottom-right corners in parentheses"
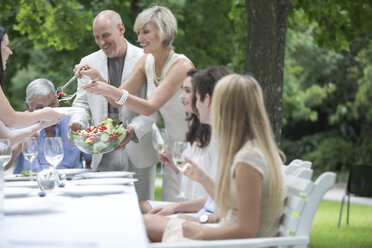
top-left (38, 107), bottom-right (66, 124)
top-left (81, 79), bottom-right (109, 95)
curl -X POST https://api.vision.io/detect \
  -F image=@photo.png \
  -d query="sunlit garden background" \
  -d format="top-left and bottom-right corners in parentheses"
top-left (1, 0), bottom-right (371, 247)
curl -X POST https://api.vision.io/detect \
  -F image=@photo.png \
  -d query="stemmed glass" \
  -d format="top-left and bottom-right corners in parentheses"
top-left (172, 141), bottom-right (191, 173)
top-left (172, 141), bottom-right (191, 197)
top-left (152, 128), bottom-right (168, 176)
top-left (44, 137), bottom-right (64, 187)
top-left (0, 139), bottom-right (12, 170)
top-left (22, 137), bottom-right (39, 180)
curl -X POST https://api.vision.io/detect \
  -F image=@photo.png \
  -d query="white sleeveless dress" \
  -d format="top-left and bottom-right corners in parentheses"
top-left (145, 51), bottom-right (191, 202)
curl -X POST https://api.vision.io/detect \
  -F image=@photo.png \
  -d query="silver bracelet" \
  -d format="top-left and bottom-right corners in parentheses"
top-left (115, 89), bottom-right (129, 105)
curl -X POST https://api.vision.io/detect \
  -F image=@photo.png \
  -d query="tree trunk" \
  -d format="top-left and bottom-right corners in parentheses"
top-left (245, 0), bottom-right (290, 143)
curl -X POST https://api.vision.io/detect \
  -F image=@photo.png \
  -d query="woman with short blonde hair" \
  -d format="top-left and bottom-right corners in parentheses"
top-left (134, 5), bottom-right (177, 49)
top-left (77, 5), bottom-right (193, 201)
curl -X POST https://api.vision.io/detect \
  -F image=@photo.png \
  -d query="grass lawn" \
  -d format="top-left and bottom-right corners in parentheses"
top-left (155, 180), bottom-right (372, 247)
top-left (309, 200), bottom-right (372, 247)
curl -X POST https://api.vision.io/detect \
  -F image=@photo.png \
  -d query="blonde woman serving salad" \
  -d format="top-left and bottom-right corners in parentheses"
top-left (75, 5), bottom-right (193, 201)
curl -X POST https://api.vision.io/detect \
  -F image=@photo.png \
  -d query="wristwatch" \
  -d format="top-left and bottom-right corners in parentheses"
top-left (199, 214), bottom-right (209, 224)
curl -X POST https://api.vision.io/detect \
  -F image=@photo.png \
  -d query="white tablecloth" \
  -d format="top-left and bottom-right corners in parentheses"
top-left (0, 180), bottom-right (149, 248)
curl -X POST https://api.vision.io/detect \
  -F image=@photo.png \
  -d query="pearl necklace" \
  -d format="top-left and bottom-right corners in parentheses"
top-left (154, 50), bottom-right (174, 87)
top-left (154, 74), bottom-right (162, 86)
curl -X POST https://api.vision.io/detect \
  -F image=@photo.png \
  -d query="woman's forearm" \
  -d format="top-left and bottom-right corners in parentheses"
top-left (0, 120), bottom-right (42, 145)
top-left (200, 174), bottom-right (215, 199)
top-left (198, 223), bottom-right (256, 240)
top-left (176, 197), bottom-right (207, 213)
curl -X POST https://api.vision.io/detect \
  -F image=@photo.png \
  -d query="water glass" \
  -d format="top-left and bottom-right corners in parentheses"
top-left (44, 137), bottom-right (64, 187)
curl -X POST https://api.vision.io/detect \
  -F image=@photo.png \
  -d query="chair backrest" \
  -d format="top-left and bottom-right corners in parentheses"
top-left (347, 164), bottom-right (372, 197)
top-left (282, 159), bottom-right (312, 177)
top-left (280, 171), bottom-right (336, 238)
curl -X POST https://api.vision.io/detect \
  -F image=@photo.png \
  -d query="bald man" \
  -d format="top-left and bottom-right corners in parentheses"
top-left (69, 10), bottom-right (158, 201)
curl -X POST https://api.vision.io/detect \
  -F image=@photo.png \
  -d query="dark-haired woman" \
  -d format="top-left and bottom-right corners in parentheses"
top-left (0, 26), bottom-right (64, 144)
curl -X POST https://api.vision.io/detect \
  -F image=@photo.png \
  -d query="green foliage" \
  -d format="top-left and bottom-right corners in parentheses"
top-left (292, 0), bottom-right (372, 52)
top-left (227, 0), bottom-right (247, 73)
top-left (282, 131), bottom-right (372, 178)
top-left (14, 0), bottom-right (93, 50)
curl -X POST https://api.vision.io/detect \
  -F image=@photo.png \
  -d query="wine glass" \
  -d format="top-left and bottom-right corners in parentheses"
top-left (0, 139), bottom-right (12, 169)
top-left (172, 141), bottom-right (191, 173)
top-left (22, 137), bottom-right (39, 180)
top-left (172, 141), bottom-right (191, 198)
top-left (44, 137), bottom-right (64, 187)
top-left (152, 128), bottom-right (168, 176)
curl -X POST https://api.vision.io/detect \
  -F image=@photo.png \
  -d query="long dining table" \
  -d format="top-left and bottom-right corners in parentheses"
top-left (0, 170), bottom-right (149, 248)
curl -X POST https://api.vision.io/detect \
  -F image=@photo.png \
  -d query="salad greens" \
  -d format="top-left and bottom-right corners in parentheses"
top-left (70, 118), bottom-right (127, 154)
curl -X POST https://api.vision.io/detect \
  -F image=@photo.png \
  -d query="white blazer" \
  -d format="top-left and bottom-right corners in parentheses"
top-left (70, 40), bottom-right (159, 169)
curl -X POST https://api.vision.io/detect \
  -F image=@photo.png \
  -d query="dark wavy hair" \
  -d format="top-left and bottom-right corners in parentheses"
top-left (188, 66), bottom-right (234, 147)
top-left (192, 66), bottom-right (234, 101)
top-left (185, 68), bottom-right (211, 148)
top-left (0, 26), bottom-right (7, 90)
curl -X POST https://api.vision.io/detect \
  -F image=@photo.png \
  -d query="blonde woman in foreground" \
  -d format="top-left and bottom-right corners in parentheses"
top-left (143, 74), bottom-right (285, 242)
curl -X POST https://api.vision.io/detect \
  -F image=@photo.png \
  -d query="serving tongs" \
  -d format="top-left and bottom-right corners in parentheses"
top-left (58, 76), bottom-right (100, 103)
top-left (57, 65), bottom-right (88, 102)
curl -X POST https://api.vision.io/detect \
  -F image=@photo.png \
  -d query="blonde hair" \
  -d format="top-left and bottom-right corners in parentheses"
top-left (133, 5), bottom-right (177, 49)
top-left (212, 74), bottom-right (285, 218)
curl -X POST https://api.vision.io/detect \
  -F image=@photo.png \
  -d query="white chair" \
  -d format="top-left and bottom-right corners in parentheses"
top-left (282, 159), bottom-right (312, 177)
top-left (150, 169), bottom-right (336, 248)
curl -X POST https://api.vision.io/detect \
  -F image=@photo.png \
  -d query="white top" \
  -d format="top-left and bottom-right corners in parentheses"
top-left (218, 140), bottom-right (282, 238)
top-left (162, 140), bottom-right (283, 242)
top-left (182, 143), bottom-right (214, 200)
top-left (145, 52), bottom-right (189, 150)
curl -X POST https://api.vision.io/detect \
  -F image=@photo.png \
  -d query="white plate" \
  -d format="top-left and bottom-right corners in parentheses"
top-left (4, 187), bottom-right (33, 198)
top-left (52, 107), bottom-right (85, 115)
top-left (4, 198), bottom-right (57, 215)
top-left (5, 174), bottom-right (32, 182)
top-left (78, 171), bottom-right (135, 179)
top-left (60, 185), bottom-right (126, 197)
top-left (75, 178), bottom-right (137, 186)
top-left (5, 181), bottom-right (38, 188)
top-left (58, 168), bottom-right (95, 176)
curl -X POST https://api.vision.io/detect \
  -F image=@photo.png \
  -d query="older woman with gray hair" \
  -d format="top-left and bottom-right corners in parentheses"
top-left (75, 5), bottom-right (193, 202)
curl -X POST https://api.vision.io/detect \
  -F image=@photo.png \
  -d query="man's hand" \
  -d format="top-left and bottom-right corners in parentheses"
top-left (114, 126), bottom-right (134, 151)
top-left (68, 122), bottom-right (83, 132)
top-left (74, 63), bottom-right (104, 82)
top-left (148, 203), bottom-right (179, 216)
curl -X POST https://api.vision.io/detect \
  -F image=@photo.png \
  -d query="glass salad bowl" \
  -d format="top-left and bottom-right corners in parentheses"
top-left (70, 118), bottom-right (127, 154)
